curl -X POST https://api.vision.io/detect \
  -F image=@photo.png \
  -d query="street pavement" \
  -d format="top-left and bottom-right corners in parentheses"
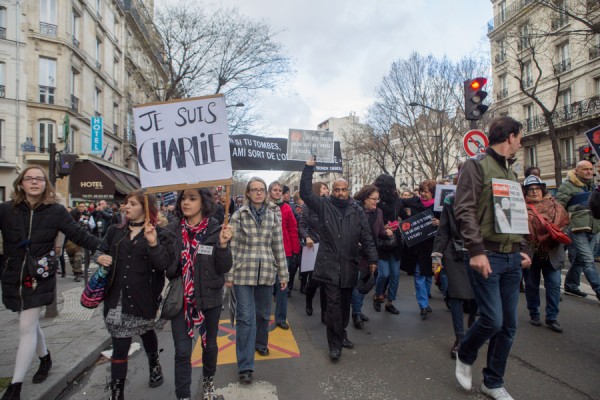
top-left (1, 265), bottom-right (599, 400)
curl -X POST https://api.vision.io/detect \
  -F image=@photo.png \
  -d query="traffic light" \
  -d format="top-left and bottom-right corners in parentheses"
top-left (56, 152), bottom-right (78, 178)
top-left (464, 77), bottom-right (489, 120)
top-left (579, 145), bottom-right (593, 161)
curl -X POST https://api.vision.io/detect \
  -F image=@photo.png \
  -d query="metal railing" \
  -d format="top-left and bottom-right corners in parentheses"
top-left (522, 96), bottom-right (600, 134)
top-left (590, 44), bottom-right (600, 60)
top-left (39, 85), bottom-right (55, 104)
top-left (487, 0), bottom-right (534, 32)
top-left (496, 88), bottom-right (508, 100)
top-left (72, 35), bottom-right (80, 48)
top-left (523, 77), bottom-right (533, 89)
top-left (0, 27), bottom-right (6, 39)
top-left (495, 52), bottom-right (506, 64)
top-left (561, 159), bottom-right (577, 169)
top-left (553, 58), bottom-right (571, 75)
top-left (551, 15), bottom-right (568, 31)
top-left (39, 22), bottom-right (57, 36)
top-left (71, 94), bottom-right (79, 112)
top-left (518, 37), bottom-right (530, 51)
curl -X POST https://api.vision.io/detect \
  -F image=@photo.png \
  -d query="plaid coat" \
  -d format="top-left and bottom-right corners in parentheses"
top-left (226, 204), bottom-right (288, 286)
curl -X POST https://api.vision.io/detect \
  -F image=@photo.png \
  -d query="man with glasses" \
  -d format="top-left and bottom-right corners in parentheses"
top-left (300, 159), bottom-right (377, 361)
top-left (556, 160), bottom-right (600, 301)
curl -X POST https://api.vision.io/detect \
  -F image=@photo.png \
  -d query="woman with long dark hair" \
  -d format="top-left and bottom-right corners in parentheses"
top-left (0, 166), bottom-right (100, 400)
top-left (95, 190), bottom-right (174, 399)
top-left (164, 188), bottom-right (233, 400)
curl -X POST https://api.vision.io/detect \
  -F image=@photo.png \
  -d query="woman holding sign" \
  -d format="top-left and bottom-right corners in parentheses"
top-left (163, 188), bottom-right (233, 400)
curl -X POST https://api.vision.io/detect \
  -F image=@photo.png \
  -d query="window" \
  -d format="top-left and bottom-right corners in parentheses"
top-left (0, 7), bottom-right (7, 39)
top-left (95, 37), bottom-right (102, 69)
top-left (595, 77), bottom-right (600, 96)
top-left (562, 137), bottom-right (575, 167)
top-left (94, 87), bottom-right (102, 115)
top-left (38, 120), bottom-right (55, 153)
top-left (524, 103), bottom-right (534, 131)
top-left (526, 146), bottom-right (537, 168)
top-left (0, 119), bottom-right (4, 160)
top-left (39, 0), bottom-right (57, 36)
top-left (39, 57), bottom-right (56, 104)
top-left (495, 40), bottom-right (506, 64)
top-left (0, 62), bottom-right (5, 98)
top-left (71, 9), bottom-right (80, 48)
top-left (519, 24), bottom-right (530, 50)
top-left (67, 126), bottom-right (76, 153)
top-left (555, 42), bottom-right (570, 73)
top-left (70, 69), bottom-right (79, 111)
top-left (560, 88), bottom-right (572, 119)
top-left (113, 102), bottom-right (119, 132)
top-left (523, 62), bottom-right (533, 88)
top-left (497, 74), bottom-right (507, 100)
top-left (499, 1), bottom-right (506, 23)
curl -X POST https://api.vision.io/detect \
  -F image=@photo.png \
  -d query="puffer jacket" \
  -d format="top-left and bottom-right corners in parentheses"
top-left (556, 170), bottom-right (600, 233)
top-left (164, 217), bottom-right (232, 310)
top-left (1, 201), bottom-right (100, 311)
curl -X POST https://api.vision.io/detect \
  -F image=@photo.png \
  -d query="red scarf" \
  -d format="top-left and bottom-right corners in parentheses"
top-left (181, 217), bottom-right (209, 342)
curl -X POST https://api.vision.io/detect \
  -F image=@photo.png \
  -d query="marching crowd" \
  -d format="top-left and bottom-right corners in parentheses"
top-left (1, 115), bottom-right (600, 400)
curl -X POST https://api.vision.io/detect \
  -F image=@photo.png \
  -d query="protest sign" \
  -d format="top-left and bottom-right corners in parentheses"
top-left (491, 178), bottom-right (529, 234)
top-left (300, 243), bottom-right (319, 272)
top-left (287, 129), bottom-right (335, 163)
top-left (399, 209), bottom-right (438, 247)
top-left (434, 185), bottom-right (456, 212)
top-left (230, 134), bottom-right (342, 173)
top-left (133, 94), bottom-right (232, 192)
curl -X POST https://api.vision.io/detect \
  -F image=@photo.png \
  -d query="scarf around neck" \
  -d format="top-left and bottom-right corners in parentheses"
top-left (181, 217), bottom-right (209, 341)
top-left (420, 197), bottom-right (435, 208)
top-left (250, 203), bottom-right (267, 226)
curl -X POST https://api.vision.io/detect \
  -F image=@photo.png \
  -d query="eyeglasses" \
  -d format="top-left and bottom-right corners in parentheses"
top-left (22, 176), bottom-right (46, 183)
top-left (368, 197), bottom-right (380, 202)
top-left (527, 187), bottom-right (542, 193)
top-left (249, 188), bottom-right (266, 194)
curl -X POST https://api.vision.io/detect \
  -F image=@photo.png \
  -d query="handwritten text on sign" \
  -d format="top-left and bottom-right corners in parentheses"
top-left (133, 96), bottom-right (232, 188)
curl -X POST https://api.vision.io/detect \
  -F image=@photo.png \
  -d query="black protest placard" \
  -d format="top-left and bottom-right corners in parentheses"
top-left (399, 209), bottom-right (438, 247)
top-left (229, 134), bottom-right (342, 172)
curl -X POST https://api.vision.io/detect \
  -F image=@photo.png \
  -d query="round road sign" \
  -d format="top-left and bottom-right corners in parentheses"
top-left (463, 130), bottom-right (489, 157)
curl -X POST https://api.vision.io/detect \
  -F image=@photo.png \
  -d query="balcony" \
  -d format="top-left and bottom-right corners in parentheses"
top-left (0, 27), bottom-right (6, 39)
top-left (551, 15), bottom-right (568, 31)
top-left (496, 88), bottom-right (508, 100)
top-left (553, 58), bottom-right (571, 75)
top-left (561, 159), bottom-right (577, 169)
top-left (39, 22), bottom-right (57, 37)
top-left (113, 124), bottom-right (118, 134)
top-left (0, 85), bottom-right (4, 98)
top-left (39, 85), bottom-right (55, 104)
top-left (495, 52), bottom-right (507, 64)
top-left (522, 96), bottom-right (600, 135)
top-left (488, 0), bottom-right (534, 33)
top-left (518, 37), bottom-right (530, 51)
top-left (71, 94), bottom-right (79, 112)
top-left (72, 35), bottom-right (80, 48)
top-left (523, 77), bottom-right (533, 89)
top-left (590, 44), bottom-right (600, 60)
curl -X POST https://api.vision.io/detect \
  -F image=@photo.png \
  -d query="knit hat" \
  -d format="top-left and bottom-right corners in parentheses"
top-left (522, 175), bottom-right (546, 190)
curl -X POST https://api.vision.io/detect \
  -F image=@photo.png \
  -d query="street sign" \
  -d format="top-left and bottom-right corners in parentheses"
top-left (463, 129), bottom-right (489, 157)
top-left (91, 116), bottom-right (103, 154)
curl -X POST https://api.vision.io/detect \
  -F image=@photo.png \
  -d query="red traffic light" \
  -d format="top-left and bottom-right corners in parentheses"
top-left (469, 78), bottom-right (487, 91)
top-left (584, 146), bottom-right (592, 153)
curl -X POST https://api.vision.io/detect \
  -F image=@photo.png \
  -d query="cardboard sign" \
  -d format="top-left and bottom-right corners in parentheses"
top-left (491, 178), bottom-right (529, 234)
top-left (287, 129), bottom-right (335, 163)
top-left (399, 209), bottom-right (438, 247)
top-left (133, 95), bottom-right (232, 189)
top-left (434, 185), bottom-right (456, 212)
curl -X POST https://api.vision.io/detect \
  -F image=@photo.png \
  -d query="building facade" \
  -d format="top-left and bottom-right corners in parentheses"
top-left (488, 0), bottom-right (600, 187)
top-left (0, 0), bottom-right (166, 204)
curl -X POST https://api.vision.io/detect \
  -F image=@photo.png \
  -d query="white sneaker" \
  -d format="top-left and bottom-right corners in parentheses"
top-left (481, 383), bottom-right (514, 400)
top-left (455, 356), bottom-right (472, 390)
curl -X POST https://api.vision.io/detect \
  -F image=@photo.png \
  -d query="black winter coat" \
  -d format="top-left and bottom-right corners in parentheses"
top-left (96, 224), bottom-right (172, 319)
top-left (0, 201), bottom-right (100, 311)
top-left (298, 204), bottom-right (320, 243)
top-left (164, 218), bottom-right (232, 311)
top-left (300, 165), bottom-right (378, 288)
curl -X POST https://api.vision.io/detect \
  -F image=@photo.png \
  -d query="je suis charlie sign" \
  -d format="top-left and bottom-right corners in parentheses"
top-left (133, 94), bottom-right (232, 193)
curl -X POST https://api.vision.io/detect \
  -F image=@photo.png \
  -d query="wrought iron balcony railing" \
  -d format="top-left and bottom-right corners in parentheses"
top-left (0, 85), bottom-right (5, 98)
top-left (0, 27), bottom-right (6, 39)
top-left (39, 85), bottom-right (55, 104)
top-left (523, 77), bottom-right (533, 89)
top-left (495, 53), bottom-right (507, 64)
top-left (561, 159), bottom-right (577, 169)
top-left (590, 44), bottom-right (600, 60)
top-left (487, 0), bottom-right (534, 33)
top-left (72, 35), bottom-right (80, 48)
top-left (496, 88), bottom-right (508, 100)
top-left (522, 96), bottom-right (600, 135)
top-left (553, 58), bottom-right (571, 75)
top-left (71, 94), bottom-right (79, 112)
top-left (39, 22), bottom-right (57, 36)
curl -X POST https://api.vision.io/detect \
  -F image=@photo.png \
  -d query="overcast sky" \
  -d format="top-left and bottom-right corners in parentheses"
top-left (218, 0), bottom-right (493, 138)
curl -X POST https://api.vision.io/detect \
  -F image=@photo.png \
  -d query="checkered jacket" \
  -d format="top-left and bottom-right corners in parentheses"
top-left (225, 204), bottom-right (288, 286)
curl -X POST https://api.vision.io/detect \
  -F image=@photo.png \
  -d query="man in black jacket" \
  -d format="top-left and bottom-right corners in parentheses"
top-left (300, 159), bottom-right (378, 361)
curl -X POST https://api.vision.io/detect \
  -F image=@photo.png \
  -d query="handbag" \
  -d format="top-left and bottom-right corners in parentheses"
top-left (528, 204), bottom-right (571, 245)
top-left (80, 266), bottom-right (111, 309)
top-left (157, 276), bottom-right (183, 320)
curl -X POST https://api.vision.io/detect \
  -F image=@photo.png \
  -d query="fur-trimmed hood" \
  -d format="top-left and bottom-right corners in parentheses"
top-left (566, 170), bottom-right (588, 188)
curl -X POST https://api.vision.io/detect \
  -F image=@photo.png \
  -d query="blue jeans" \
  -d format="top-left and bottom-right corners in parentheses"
top-left (351, 286), bottom-right (364, 315)
top-left (375, 256), bottom-right (400, 302)
top-left (564, 232), bottom-right (600, 294)
top-left (234, 284), bottom-right (272, 372)
top-left (458, 252), bottom-right (521, 389)
top-left (524, 257), bottom-right (561, 321)
top-left (414, 263), bottom-right (432, 308)
top-left (274, 259), bottom-right (291, 324)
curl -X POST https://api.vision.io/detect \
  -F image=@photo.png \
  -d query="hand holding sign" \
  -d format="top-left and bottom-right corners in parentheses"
top-left (219, 224), bottom-right (233, 248)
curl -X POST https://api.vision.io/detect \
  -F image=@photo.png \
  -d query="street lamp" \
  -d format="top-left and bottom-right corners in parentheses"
top-left (409, 102), bottom-right (447, 179)
top-left (226, 102), bottom-right (245, 108)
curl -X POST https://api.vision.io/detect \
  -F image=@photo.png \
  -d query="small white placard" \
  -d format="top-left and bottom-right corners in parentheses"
top-left (198, 245), bottom-right (213, 255)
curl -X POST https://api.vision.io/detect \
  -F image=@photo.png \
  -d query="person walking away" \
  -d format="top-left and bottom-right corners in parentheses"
top-left (226, 177), bottom-right (288, 384)
top-left (94, 190), bottom-right (174, 399)
top-left (454, 116), bottom-right (532, 400)
top-left (522, 176), bottom-right (569, 332)
top-left (300, 159), bottom-right (377, 361)
top-left (164, 188), bottom-right (233, 400)
top-left (0, 166), bottom-right (100, 400)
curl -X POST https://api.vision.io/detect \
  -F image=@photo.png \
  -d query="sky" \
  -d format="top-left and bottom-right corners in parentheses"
top-left (217, 0), bottom-right (493, 137)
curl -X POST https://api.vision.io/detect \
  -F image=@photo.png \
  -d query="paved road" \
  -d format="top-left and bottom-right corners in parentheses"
top-left (59, 271), bottom-right (600, 400)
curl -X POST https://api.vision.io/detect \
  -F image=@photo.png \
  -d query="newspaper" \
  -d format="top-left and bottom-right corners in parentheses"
top-left (491, 178), bottom-right (529, 234)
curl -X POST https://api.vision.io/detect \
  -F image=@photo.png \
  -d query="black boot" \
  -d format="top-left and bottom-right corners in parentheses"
top-left (147, 352), bottom-right (163, 388)
top-left (32, 351), bottom-right (52, 383)
top-left (202, 375), bottom-right (217, 400)
top-left (1, 382), bottom-right (22, 400)
top-left (106, 378), bottom-right (125, 400)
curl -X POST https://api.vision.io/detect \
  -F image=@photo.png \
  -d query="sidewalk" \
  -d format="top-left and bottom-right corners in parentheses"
top-left (0, 266), bottom-right (111, 400)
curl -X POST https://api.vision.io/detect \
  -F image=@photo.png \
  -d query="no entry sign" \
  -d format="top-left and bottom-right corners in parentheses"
top-left (463, 130), bottom-right (489, 157)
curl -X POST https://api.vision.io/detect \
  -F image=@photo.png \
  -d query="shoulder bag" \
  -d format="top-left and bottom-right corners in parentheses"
top-left (157, 276), bottom-right (183, 320)
top-left (528, 204), bottom-right (571, 245)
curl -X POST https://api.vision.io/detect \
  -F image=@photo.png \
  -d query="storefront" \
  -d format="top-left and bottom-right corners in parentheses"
top-left (69, 161), bottom-right (140, 204)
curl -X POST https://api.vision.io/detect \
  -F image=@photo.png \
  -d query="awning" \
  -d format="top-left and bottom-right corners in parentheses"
top-left (69, 161), bottom-right (141, 199)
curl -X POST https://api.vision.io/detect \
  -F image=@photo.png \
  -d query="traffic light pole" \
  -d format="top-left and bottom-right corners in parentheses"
top-left (45, 143), bottom-right (58, 318)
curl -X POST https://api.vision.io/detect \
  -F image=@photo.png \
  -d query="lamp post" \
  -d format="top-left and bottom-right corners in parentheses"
top-left (409, 102), bottom-right (447, 179)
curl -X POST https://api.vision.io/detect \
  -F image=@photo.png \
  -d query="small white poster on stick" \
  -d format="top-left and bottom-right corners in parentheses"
top-left (133, 95), bottom-right (232, 189)
top-left (301, 243), bottom-right (319, 272)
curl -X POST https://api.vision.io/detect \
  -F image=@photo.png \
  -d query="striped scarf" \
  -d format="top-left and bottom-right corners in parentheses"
top-left (181, 217), bottom-right (209, 342)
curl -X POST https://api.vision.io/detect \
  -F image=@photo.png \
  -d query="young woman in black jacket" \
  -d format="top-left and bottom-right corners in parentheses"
top-left (164, 188), bottom-right (232, 400)
top-left (95, 190), bottom-right (174, 399)
top-left (0, 166), bottom-right (100, 400)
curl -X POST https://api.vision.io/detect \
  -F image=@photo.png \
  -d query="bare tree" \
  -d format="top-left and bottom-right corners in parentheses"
top-left (153, 1), bottom-right (292, 134)
top-left (535, 0), bottom-right (600, 37)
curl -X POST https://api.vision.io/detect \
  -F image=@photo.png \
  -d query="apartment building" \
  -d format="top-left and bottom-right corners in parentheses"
top-left (0, 0), bottom-right (167, 203)
top-left (488, 0), bottom-right (600, 187)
